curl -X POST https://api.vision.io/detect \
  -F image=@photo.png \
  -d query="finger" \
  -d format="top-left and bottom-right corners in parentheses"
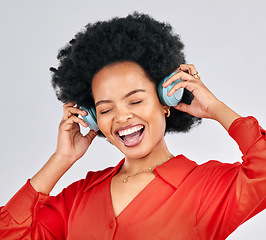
top-left (162, 71), bottom-right (195, 88)
top-left (167, 80), bottom-right (198, 97)
top-left (63, 105), bottom-right (87, 120)
top-left (173, 102), bottom-right (190, 113)
top-left (84, 129), bottom-right (98, 143)
top-left (178, 64), bottom-right (198, 76)
top-left (63, 102), bottom-right (75, 119)
top-left (63, 102), bottom-right (75, 108)
top-left (64, 115), bottom-right (88, 128)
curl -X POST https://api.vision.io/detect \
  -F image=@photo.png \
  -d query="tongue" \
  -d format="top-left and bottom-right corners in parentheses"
top-left (123, 130), bottom-right (143, 147)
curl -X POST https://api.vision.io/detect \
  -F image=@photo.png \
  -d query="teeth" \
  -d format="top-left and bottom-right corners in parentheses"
top-left (118, 125), bottom-right (144, 137)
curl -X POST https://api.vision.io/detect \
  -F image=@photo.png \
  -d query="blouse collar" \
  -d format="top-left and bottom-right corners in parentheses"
top-left (84, 155), bottom-right (198, 192)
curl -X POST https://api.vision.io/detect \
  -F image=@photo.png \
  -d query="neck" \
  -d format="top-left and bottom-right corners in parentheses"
top-left (123, 140), bottom-right (172, 174)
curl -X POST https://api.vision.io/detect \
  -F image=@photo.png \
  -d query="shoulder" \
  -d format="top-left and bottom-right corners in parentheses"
top-left (192, 160), bottom-right (242, 183)
top-left (44, 166), bottom-right (117, 207)
top-left (198, 159), bottom-right (241, 170)
top-left (83, 166), bottom-right (116, 189)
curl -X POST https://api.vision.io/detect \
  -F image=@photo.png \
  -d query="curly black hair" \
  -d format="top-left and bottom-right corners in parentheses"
top-left (50, 12), bottom-right (201, 137)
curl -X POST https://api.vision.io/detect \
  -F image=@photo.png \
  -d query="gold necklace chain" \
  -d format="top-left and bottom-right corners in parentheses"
top-left (122, 154), bottom-right (174, 183)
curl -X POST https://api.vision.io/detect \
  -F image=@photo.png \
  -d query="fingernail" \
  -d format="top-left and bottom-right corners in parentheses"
top-left (167, 92), bottom-right (171, 97)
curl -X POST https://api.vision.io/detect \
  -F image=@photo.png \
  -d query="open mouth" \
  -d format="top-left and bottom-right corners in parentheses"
top-left (116, 125), bottom-right (145, 147)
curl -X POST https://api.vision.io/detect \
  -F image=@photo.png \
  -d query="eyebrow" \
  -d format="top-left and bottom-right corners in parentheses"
top-left (95, 89), bottom-right (145, 108)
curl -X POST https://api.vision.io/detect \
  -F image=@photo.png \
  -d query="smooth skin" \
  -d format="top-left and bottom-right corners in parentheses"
top-left (92, 62), bottom-right (171, 169)
top-left (30, 62), bottom-right (241, 217)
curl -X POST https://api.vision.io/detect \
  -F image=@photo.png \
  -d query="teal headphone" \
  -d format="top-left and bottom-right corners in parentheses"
top-left (80, 71), bottom-right (183, 130)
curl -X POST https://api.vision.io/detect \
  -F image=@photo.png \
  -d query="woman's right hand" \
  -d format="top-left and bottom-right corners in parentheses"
top-left (30, 103), bottom-right (97, 194)
top-left (55, 102), bottom-right (98, 165)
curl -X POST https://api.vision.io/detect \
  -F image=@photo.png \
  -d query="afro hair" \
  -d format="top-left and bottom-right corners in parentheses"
top-left (50, 12), bottom-right (201, 137)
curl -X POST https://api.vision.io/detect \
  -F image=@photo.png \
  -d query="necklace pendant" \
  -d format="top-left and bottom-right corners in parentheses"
top-left (123, 179), bottom-right (127, 183)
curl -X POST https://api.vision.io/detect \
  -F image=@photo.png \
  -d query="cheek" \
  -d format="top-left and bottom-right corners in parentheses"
top-left (142, 103), bottom-right (166, 130)
top-left (97, 115), bottom-right (111, 136)
top-left (153, 110), bottom-right (167, 132)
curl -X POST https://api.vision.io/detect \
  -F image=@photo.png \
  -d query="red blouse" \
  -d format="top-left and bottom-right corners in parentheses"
top-left (1, 116), bottom-right (266, 240)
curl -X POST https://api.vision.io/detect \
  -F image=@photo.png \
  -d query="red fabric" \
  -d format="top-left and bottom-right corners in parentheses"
top-left (1, 116), bottom-right (266, 240)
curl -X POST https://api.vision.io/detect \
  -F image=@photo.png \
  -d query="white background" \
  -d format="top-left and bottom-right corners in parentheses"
top-left (0, 0), bottom-right (265, 239)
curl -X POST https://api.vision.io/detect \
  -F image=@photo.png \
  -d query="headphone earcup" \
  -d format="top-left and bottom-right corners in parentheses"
top-left (80, 106), bottom-right (99, 131)
top-left (158, 71), bottom-right (184, 107)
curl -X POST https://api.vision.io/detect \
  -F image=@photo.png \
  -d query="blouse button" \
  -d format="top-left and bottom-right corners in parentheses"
top-left (109, 221), bottom-right (114, 228)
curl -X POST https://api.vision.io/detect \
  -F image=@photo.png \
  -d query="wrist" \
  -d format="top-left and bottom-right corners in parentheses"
top-left (52, 151), bottom-right (79, 166)
top-left (208, 100), bottom-right (227, 120)
top-left (209, 101), bottom-right (241, 131)
top-left (50, 152), bottom-right (75, 169)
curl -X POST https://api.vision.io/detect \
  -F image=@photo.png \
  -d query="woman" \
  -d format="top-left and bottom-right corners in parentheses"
top-left (0, 12), bottom-right (265, 240)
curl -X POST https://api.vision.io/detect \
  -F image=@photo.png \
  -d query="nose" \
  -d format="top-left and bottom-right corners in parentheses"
top-left (115, 106), bottom-right (133, 123)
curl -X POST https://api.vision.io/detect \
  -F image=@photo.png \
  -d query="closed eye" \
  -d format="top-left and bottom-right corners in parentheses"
top-left (100, 109), bottom-right (112, 114)
top-left (130, 100), bottom-right (142, 105)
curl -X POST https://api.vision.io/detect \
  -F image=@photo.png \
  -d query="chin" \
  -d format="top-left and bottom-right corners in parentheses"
top-left (119, 139), bottom-right (156, 160)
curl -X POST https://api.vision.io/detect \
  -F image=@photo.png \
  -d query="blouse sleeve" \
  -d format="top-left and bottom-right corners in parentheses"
top-left (0, 180), bottom-right (50, 239)
top-left (0, 176), bottom-right (87, 239)
top-left (196, 116), bottom-right (266, 239)
top-left (228, 116), bottom-right (266, 225)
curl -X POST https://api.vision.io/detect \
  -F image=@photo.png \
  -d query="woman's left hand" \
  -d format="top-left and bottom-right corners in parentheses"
top-left (162, 64), bottom-right (241, 130)
top-left (163, 64), bottom-right (220, 119)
